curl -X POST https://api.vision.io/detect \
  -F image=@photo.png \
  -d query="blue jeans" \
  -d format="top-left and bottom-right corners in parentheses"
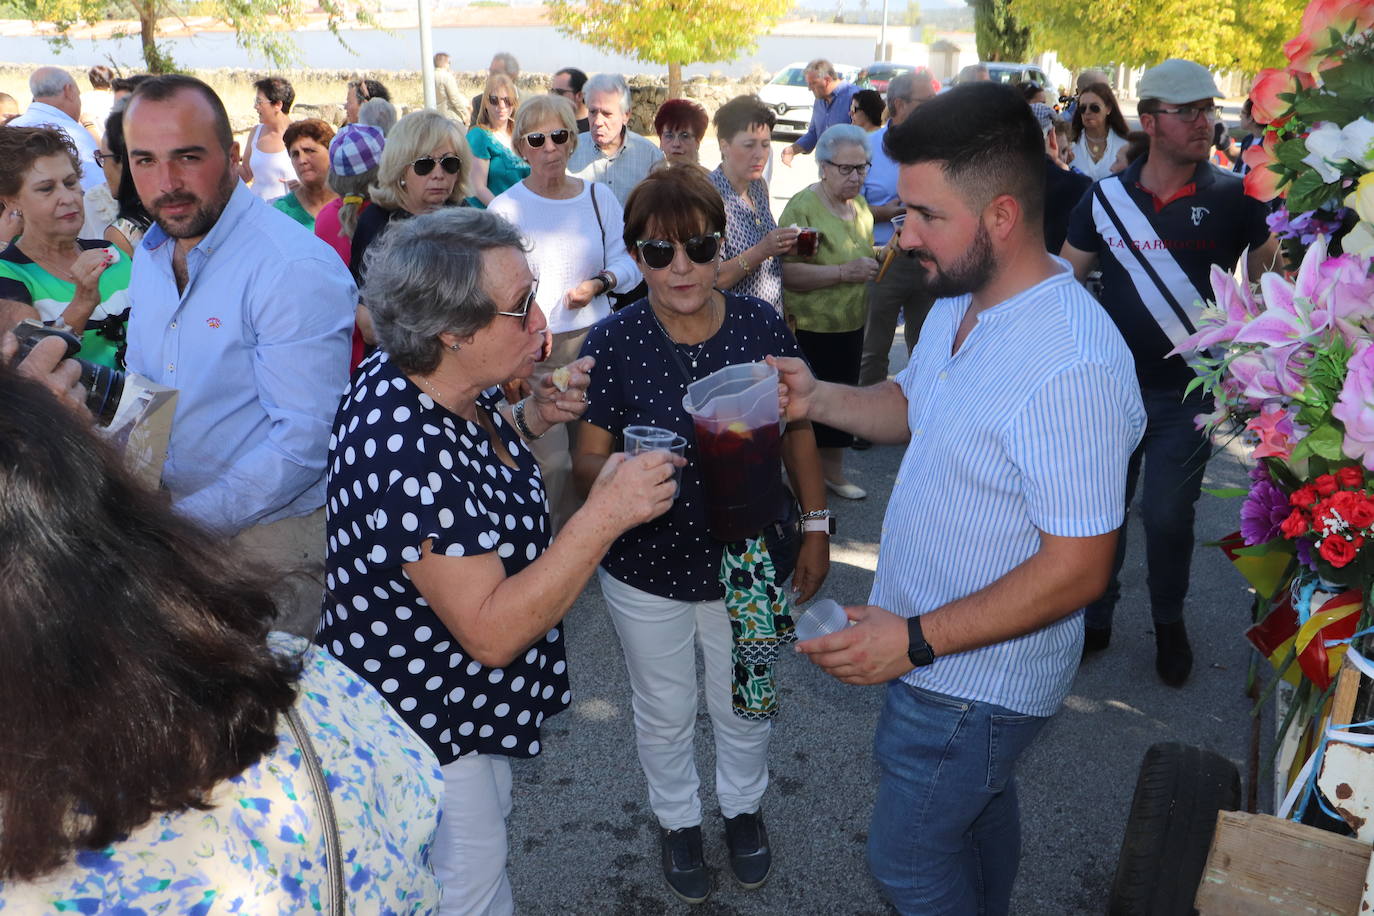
top-left (867, 681), bottom-right (1048, 915)
top-left (1085, 387), bottom-right (1211, 629)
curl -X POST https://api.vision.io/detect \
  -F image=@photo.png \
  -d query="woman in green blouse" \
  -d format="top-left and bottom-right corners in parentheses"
top-left (466, 74), bottom-right (530, 208)
top-left (779, 124), bottom-right (879, 501)
top-left (271, 118), bottom-right (339, 230)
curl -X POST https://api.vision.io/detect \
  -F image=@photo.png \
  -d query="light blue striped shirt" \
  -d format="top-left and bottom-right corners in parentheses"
top-left (127, 181), bottom-right (356, 537)
top-left (872, 261), bottom-right (1144, 717)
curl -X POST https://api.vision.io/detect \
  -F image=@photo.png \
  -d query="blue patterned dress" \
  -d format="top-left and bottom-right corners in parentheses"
top-left (709, 165), bottom-right (784, 312)
top-left (0, 635), bottom-right (444, 915)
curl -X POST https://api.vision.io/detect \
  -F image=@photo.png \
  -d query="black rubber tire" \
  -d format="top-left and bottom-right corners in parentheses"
top-left (1107, 742), bottom-right (1241, 916)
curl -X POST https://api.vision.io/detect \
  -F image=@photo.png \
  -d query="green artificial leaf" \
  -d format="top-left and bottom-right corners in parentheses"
top-left (1287, 170), bottom-right (1340, 213)
top-left (1276, 137), bottom-right (1310, 171)
top-left (1202, 486), bottom-right (1252, 499)
top-left (1305, 422), bottom-right (1347, 461)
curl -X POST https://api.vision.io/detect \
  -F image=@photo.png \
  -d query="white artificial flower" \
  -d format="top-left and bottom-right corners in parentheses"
top-left (1344, 220), bottom-right (1374, 257)
top-left (1304, 122), bottom-right (1349, 182)
top-left (1345, 117), bottom-right (1374, 169)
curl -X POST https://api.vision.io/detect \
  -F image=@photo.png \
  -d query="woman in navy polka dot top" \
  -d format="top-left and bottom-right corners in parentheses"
top-left (573, 165), bottom-right (830, 902)
top-left (316, 208), bottom-right (680, 913)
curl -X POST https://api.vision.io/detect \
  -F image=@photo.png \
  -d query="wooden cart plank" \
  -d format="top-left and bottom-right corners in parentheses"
top-left (1194, 811), bottom-right (1370, 914)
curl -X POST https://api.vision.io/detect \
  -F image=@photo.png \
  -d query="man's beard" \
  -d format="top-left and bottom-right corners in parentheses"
top-left (913, 220), bottom-right (996, 299)
top-left (149, 168), bottom-right (235, 240)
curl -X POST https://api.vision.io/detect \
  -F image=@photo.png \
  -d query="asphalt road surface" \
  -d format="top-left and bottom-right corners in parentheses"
top-left (503, 323), bottom-right (1264, 913)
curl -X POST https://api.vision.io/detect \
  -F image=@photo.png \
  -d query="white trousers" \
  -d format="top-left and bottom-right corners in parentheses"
top-left (598, 569), bottom-right (772, 829)
top-left (432, 754), bottom-right (514, 916)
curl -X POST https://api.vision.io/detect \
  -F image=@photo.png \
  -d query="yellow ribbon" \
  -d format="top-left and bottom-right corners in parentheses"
top-left (342, 195), bottom-right (364, 205)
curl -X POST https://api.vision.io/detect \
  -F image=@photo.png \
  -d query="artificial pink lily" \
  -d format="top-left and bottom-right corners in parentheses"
top-left (1247, 403), bottom-right (1298, 459)
top-left (1168, 264), bottom-right (1261, 356)
top-left (1333, 339), bottom-right (1374, 470)
top-left (1233, 239), bottom-right (1334, 349)
top-left (1316, 251), bottom-right (1374, 344)
top-left (1228, 347), bottom-right (1308, 402)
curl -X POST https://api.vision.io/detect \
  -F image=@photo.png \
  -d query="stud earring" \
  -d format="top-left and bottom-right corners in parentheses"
top-left (448, 342), bottom-right (460, 350)
top-left (399, 178), bottom-right (407, 188)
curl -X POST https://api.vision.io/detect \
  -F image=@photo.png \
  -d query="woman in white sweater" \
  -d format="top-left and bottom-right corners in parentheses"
top-left (489, 93), bottom-right (640, 529)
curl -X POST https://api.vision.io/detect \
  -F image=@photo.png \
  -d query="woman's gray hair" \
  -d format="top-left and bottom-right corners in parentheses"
top-left (362, 208), bottom-right (529, 374)
top-left (513, 94), bottom-right (578, 159)
top-left (815, 123), bottom-right (870, 173)
top-left (358, 98), bottom-right (397, 136)
top-left (583, 73), bottom-right (631, 114)
top-left (370, 109), bottom-right (472, 211)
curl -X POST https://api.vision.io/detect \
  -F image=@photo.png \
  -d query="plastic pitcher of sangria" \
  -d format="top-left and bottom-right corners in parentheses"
top-left (681, 362), bottom-right (784, 542)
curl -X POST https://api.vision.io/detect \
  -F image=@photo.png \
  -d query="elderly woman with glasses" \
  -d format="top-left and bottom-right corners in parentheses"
top-left (573, 165), bottom-right (828, 906)
top-left (318, 207), bottom-right (680, 916)
top-left (0, 127), bottom-right (130, 367)
top-left (779, 123), bottom-right (878, 501)
top-left (653, 98), bottom-right (708, 166)
top-left (350, 109), bottom-right (471, 293)
top-left (467, 73), bottom-right (529, 208)
top-left (489, 94), bottom-right (639, 529)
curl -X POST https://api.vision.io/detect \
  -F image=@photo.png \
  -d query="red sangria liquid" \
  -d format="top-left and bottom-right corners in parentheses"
top-left (694, 418), bottom-right (782, 542)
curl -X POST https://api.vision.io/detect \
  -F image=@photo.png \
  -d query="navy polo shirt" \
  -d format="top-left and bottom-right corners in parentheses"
top-left (1045, 156), bottom-right (1092, 256)
top-left (1066, 158), bottom-right (1270, 391)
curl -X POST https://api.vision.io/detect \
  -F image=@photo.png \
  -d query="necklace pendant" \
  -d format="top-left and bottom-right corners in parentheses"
top-left (690, 358), bottom-right (698, 369)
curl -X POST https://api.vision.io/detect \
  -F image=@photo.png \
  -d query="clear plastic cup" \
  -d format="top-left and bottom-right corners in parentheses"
top-left (795, 598), bottom-right (848, 642)
top-left (624, 426), bottom-right (686, 496)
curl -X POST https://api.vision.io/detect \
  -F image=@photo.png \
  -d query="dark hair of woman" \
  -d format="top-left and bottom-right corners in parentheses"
top-left (852, 88), bottom-right (884, 125)
top-left (622, 162), bottom-right (726, 253)
top-left (0, 126), bottom-right (82, 196)
top-left (253, 75), bottom-right (296, 115)
top-left (653, 98), bottom-right (709, 140)
top-left (1070, 81), bottom-right (1130, 142)
top-left (283, 117), bottom-right (337, 150)
top-left (0, 368), bottom-right (302, 882)
top-left (103, 106), bottom-right (152, 230)
top-left (711, 95), bottom-right (776, 143)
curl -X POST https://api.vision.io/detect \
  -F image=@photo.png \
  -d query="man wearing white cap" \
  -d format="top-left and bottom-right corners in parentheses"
top-left (1062, 59), bottom-right (1278, 686)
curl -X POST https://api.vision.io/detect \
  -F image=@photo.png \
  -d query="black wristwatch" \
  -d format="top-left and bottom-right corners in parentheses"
top-left (907, 616), bottom-right (935, 668)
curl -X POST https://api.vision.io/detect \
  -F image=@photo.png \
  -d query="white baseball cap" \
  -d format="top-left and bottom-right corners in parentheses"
top-left (1138, 59), bottom-right (1221, 104)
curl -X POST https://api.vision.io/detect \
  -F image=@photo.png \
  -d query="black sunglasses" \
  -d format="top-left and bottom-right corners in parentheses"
top-left (523, 129), bottom-right (571, 148)
top-left (93, 150), bottom-right (121, 168)
top-left (1083, 102), bottom-right (1104, 114)
top-left (494, 278), bottom-right (539, 328)
top-left (635, 233), bottom-right (721, 270)
top-left (411, 155), bottom-right (462, 176)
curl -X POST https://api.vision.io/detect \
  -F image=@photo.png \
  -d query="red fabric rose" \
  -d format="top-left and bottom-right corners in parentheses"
top-left (1320, 535), bottom-right (1359, 567)
top-left (1291, 485), bottom-right (1320, 508)
top-left (1348, 496), bottom-right (1374, 529)
top-left (1338, 466), bottom-right (1364, 489)
top-left (1280, 508), bottom-right (1310, 539)
top-left (1316, 474), bottom-right (1340, 497)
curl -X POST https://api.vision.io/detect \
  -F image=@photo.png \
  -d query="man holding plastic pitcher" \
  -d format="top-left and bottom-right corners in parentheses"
top-left (771, 83), bottom-right (1145, 914)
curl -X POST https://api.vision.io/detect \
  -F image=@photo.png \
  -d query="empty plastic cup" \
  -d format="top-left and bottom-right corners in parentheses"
top-left (795, 598), bottom-right (848, 642)
top-left (624, 426), bottom-right (686, 496)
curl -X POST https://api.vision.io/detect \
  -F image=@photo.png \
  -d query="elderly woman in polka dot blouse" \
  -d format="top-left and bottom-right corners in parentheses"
top-left (316, 207), bottom-right (681, 916)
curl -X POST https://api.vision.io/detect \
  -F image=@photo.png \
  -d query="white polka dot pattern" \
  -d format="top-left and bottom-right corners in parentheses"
top-left (317, 351), bottom-right (568, 764)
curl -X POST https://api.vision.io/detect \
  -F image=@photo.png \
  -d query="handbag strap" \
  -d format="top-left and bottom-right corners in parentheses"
top-left (286, 705), bottom-right (345, 916)
top-left (588, 181), bottom-right (606, 271)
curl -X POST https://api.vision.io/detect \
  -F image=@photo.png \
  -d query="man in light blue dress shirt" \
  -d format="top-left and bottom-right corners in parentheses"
top-left (123, 75), bottom-right (355, 634)
top-left (781, 60), bottom-right (859, 168)
top-left (776, 84), bottom-right (1145, 913)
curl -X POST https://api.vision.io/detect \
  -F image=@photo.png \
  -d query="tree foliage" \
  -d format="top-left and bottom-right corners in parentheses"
top-left (12, 0), bottom-right (374, 73)
top-left (969, 0), bottom-right (1032, 62)
top-left (1014, 0), bottom-right (1304, 73)
top-left (546, 0), bottom-right (792, 97)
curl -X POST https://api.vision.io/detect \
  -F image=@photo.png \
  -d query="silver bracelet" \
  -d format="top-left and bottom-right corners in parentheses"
top-left (801, 509), bottom-right (833, 521)
top-left (512, 398), bottom-right (544, 440)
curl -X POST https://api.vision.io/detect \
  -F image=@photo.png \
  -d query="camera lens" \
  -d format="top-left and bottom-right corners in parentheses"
top-left (77, 359), bottom-right (126, 427)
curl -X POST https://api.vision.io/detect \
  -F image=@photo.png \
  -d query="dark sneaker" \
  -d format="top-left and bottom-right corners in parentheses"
top-left (660, 825), bottom-right (710, 904)
top-left (1155, 620), bottom-right (1193, 687)
top-left (1082, 625), bottom-right (1111, 658)
top-left (723, 810), bottom-right (772, 889)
